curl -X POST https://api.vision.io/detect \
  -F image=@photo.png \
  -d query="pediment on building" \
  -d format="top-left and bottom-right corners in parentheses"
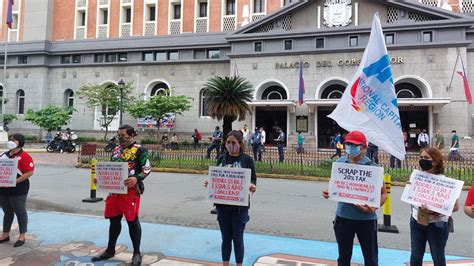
top-left (231, 0), bottom-right (472, 36)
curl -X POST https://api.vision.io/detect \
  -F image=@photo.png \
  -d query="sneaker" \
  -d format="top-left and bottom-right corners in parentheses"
top-left (91, 250), bottom-right (115, 262)
top-left (131, 253), bottom-right (142, 266)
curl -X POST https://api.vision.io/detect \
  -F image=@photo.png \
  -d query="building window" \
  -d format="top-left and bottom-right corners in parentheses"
top-left (94, 54), bottom-right (105, 63)
top-left (118, 53), bottom-right (128, 62)
top-left (207, 50), bottom-right (220, 59)
top-left (156, 52), bottom-right (167, 61)
top-left (150, 83), bottom-right (170, 97)
top-left (199, 2), bottom-right (208, 17)
top-left (79, 11), bottom-right (86, 26)
top-left (200, 89), bottom-right (210, 116)
top-left (72, 55), bottom-right (81, 63)
top-left (105, 54), bottom-right (116, 62)
top-left (61, 56), bottom-right (71, 64)
top-left (226, 0), bottom-right (235, 15)
top-left (102, 10), bottom-right (108, 24)
top-left (169, 51), bottom-right (179, 60)
top-left (124, 8), bottom-right (132, 23)
top-left (385, 33), bottom-right (395, 45)
top-left (284, 40), bottom-right (293, 51)
top-left (321, 84), bottom-right (345, 99)
top-left (174, 4), bottom-right (181, 19)
top-left (283, 0), bottom-right (293, 5)
top-left (64, 89), bottom-right (74, 109)
top-left (349, 36), bottom-right (358, 47)
top-left (149, 6), bottom-right (156, 21)
top-left (18, 56), bottom-right (28, 64)
top-left (143, 52), bottom-right (154, 61)
top-left (423, 31), bottom-right (433, 43)
top-left (254, 41), bottom-right (263, 52)
top-left (316, 37), bottom-right (325, 49)
top-left (254, 0), bottom-right (265, 13)
top-left (16, 90), bottom-right (25, 115)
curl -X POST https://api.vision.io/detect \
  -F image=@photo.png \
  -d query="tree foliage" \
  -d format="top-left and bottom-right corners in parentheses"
top-left (3, 114), bottom-right (17, 125)
top-left (126, 95), bottom-right (192, 120)
top-left (24, 105), bottom-right (75, 131)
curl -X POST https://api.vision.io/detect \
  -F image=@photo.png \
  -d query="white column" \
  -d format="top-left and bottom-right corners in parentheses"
top-left (251, 106), bottom-right (256, 131)
top-left (317, 6), bottom-right (321, 29)
top-left (354, 2), bottom-right (359, 26)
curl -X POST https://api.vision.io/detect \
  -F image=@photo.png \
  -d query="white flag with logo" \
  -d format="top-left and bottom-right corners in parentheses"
top-left (328, 14), bottom-right (406, 160)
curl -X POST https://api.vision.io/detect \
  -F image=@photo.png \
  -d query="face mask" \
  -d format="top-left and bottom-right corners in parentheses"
top-left (7, 141), bottom-right (17, 150)
top-left (345, 145), bottom-right (361, 157)
top-left (419, 159), bottom-right (433, 171)
top-left (119, 138), bottom-right (131, 147)
top-left (225, 143), bottom-right (240, 154)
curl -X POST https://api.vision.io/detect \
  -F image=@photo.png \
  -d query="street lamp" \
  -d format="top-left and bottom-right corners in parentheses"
top-left (118, 79), bottom-right (125, 126)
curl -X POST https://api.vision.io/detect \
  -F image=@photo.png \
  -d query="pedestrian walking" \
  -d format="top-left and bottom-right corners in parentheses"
top-left (417, 129), bottom-right (430, 149)
top-left (448, 130), bottom-right (463, 161)
top-left (434, 129), bottom-right (444, 150)
top-left (330, 132), bottom-right (343, 159)
top-left (409, 148), bottom-right (459, 266)
top-left (241, 124), bottom-right (250, 146)
top-left (251, 127), bottom-right (263, 161)
top-left (0, 133), bottom-right (35, 247)
top-left (367, 142), bottom-right (379, 164)
top-left (192, 128), bottom-right (202, 149)
top-left (464, 185), bottom-right (474, 219)
top-left (206, 126), bottom-right (223, 159)
top-left (296, 131), bottom-right (305, 154)
top-left (91, 125), bottom-right (151, 265)
top-left (323, 130), bottom-right (387, 266)
top-left (204, 130), bottom-right (257, 266)
top-left (274, 127), bottom-right (285, 162)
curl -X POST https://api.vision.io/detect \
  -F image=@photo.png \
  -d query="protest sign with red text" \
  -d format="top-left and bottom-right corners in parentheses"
top-left (0, 159), bottom-right (17, 187)
top-left (96, 162), bottom-right (128, 194)
top-left (208, 166), bottom-right (251, 206)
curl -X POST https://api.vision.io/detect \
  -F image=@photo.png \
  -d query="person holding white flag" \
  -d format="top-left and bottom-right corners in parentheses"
top-left (328, 13), bottom-right (405, 161)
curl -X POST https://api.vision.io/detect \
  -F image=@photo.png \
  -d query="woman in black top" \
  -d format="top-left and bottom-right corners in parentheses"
top-left (205, 130), bottom-right (257, 266)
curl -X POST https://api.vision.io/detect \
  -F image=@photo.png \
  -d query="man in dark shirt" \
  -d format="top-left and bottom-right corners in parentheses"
top-left (207, 126), bottom-right (223, 159)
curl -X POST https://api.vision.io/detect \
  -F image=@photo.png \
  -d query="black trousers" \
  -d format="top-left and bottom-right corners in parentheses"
top-left (333, 216), bottom-right (378, 266)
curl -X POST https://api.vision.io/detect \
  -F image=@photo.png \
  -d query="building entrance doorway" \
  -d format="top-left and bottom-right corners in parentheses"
top-left (255, 107), bottom-right (287, 146)
top-left (399, 106), bottom-right (429, 151)
top-left (317, 106), bottom-right (346, 148)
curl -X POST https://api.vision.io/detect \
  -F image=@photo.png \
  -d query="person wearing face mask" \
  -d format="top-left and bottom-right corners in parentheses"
top-left (409, 148), bottom-right (459, 266)
top-left (91, 125), bottom-right (151, 266)
top-left (417, 129), bottom-right (430, 149)
top-left (322, 130), bottom-right (387, 266)
top-left (204, 130), bottom-right (257, 266)
top-left (0, 133), bottom-right (35, 248)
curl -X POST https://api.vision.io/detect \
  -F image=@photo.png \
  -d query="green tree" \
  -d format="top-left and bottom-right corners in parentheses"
top-left (77, 82), bottom-right (134, 140)
top-left (24, 105), bottom-right (75, 131)
top-left (202, 76), bottom-right (253, 142)
top-left (3, 114), bottom-right (17, 125)
top-left (126, 94), bottom-right (192, 140)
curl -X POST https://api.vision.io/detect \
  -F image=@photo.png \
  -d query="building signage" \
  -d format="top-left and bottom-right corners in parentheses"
top-left (324, 0), bottom-right (352, 28)
top-left (275, 57), bottom-right (404, 69)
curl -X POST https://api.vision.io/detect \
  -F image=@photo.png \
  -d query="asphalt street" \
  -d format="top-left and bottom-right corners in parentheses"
top-left (26, 164), bottom-right (474, 257)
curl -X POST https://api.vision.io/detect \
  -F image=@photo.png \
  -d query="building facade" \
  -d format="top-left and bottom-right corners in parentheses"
top-left (0, 0), bottom-right (473, 149)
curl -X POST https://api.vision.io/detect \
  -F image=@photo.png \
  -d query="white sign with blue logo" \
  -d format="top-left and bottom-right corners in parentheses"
top-left (328, 13), bottom-right (406, 160)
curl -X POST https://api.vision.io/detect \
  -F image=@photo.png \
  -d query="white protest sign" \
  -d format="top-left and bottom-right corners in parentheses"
top-left (96, 162), bottom-right (128, 194)
top-left (329, 162), bottom-right (384, 207)
top-left (401, 170), bottom-right (464, 216)
top-left (0, 159), bottom-right (18, 187)
top-left (207, 166), bottom-right (251, 206)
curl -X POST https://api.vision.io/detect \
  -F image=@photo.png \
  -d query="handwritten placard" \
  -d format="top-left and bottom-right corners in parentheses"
top-left (207, 166), bottom-right (251, 206)
top-left (0, 159), bottom-right (18, 187)
top-left (329, 162), bottom-right (384, 207)
top-left (401, 170), bottom-right (464, 216)
top-left (96, 162), bottom-right (128, 194)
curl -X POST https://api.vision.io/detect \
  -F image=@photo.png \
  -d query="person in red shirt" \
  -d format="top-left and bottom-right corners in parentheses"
top-left (0, 133), bottom-right (35, 248)
top-left (465, 186), bottom-right (474, 218)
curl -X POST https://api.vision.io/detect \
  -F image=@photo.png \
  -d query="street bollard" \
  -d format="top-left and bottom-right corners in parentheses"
top-left (378, 174), bottom-right (399, 233)
top-left (82, 158), bottom-right (103, 203)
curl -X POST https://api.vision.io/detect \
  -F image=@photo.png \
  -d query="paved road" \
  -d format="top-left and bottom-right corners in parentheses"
top-left (25, 164), bottom-right (474, 257)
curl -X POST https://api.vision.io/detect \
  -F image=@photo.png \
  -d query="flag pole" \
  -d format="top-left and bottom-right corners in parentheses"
top-left (447, 48), bottom-right (460, 92)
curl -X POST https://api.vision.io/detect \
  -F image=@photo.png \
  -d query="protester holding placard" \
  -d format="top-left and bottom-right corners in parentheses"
top-left (0, 133), bottom-right (35, 248)
top-left (409, 148), bottom-right (459, 266)
top-left (465, 185), bottom-right (474, 218)
top-left (204, 130), bottom-right (256, 266)
top-left (323, 130), bottom-right (387, 266)
top-left (92, 125), bottom-right (151, 266)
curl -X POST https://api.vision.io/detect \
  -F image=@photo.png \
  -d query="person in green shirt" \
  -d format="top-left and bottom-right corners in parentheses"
top-left (435, 129), bottom-right (444, 150)
top-left (448, 130), bottom-right (463, 161)
top-left (296, 131), bottom-right (304, 154)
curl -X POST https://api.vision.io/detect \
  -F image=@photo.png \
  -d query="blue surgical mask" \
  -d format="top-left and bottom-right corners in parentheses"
top-left (345, 144), bottom-right (361, 157)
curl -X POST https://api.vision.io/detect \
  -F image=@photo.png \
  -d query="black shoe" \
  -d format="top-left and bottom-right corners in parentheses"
top-left (13, 239), bottom-right (25, 247)
top-left (131, 253), bottom-right (142, 266)
top-left (0, 237), bottom-right (10, 243)
top-left (210, 208), bottom-right (217, 215)
top-left (91, 251), bottom-right (115, 262)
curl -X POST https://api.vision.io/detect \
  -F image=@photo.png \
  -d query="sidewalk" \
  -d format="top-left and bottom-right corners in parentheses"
top-left (0, 211), bottom-right (472, 265)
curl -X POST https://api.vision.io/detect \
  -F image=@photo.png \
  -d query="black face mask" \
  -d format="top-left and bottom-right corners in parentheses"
top-left (419, 159), bottom-right (433, 171)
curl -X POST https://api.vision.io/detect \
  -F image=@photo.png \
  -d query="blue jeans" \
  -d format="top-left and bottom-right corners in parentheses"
top-left (252, 144), bottom-right (263, 161)
top-left (277, 144), bottom-right (284, 162)
top-left (216, 206), bottom-right (249, 264)
top-left (410, 218), bottom-right (449, 266)
top-left (207, 142), bottom-right (221, 159)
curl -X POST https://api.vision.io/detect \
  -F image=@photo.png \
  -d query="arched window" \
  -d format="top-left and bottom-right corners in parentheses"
top-left (64, 89), bottom-right (74, 108)
top-left (200, 89), bottom-right (210, 117)
top-left (150, 82), bottom-right (170, 97)
top-left (395, 83), bottom-right (423, 98)
top-left (321, 84), bottom-right (345, 99)
top-left (16, 89), bottom-right (25, 114)
top-left (261, 86), bottom-right (287, 100)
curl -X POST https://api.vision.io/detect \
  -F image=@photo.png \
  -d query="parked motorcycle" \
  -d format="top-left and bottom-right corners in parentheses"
top-left (46, 132), bottom-right (77, 153)
top-left (104, 136), bottom-right (117, 152)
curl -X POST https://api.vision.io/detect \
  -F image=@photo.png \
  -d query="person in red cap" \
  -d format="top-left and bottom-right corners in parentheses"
top-left (323, 130), bottom-right (387, 266)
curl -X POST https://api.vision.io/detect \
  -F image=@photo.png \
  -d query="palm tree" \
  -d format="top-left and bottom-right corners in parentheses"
top-left (203, 76), bottom-right (254, 143)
